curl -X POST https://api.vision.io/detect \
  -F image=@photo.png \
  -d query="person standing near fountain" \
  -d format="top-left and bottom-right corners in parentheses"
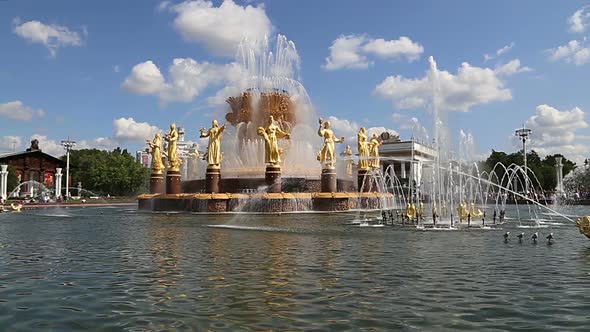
top-left (317, 118), bottom-right (344, 192)
top-left (164, 124), bottom-right (182, 194)
top-left (200, 120), bottom-right (226, 193)
top-left (258, 116), bottom-right (290, 193)
top-left (146, 133), bottom-right (165, 194)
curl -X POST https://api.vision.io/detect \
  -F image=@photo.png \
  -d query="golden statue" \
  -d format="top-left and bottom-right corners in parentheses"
top-left (469, 203), bottom-right (484, 218)
top-left (343, 145), bottom-right (354, 176)
top-left (576, 216), bottom-right (590, 239)
top-left (200, 119), bottom-right (226, 168)
top-left (406, 203), bottom-right (416, 220)
top-left (146, 133), bottom-right (165, 174)
top-left (369, 133), bottom-right (381, 169)
top-left (164, 123), bottom-right (182, 171)
top-left (457, 201), bottom-right (469, 222)
top-left (257, 115), bottom-right (290, 165)
top-left (357, 127), bottom-right (370, 170)
top-left (317, 118), bottom-right (344, 168)
top-left (432, 201), bottom-right (438, 219)
top-left (418, 201), bottom-right (425, 218)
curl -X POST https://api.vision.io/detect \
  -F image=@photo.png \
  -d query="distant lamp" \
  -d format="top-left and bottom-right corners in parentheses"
top-left (515, 125), bottom-right (532, 194)
top-left (61, 139), bottom-right (76, 198)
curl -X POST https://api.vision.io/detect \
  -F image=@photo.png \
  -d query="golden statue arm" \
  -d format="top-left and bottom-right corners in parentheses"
top-left (199, 128), bottom-right (210, 138)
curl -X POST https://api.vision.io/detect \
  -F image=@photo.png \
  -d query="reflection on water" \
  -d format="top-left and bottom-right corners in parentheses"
top-left (0, 206), bottom-right (589, 331)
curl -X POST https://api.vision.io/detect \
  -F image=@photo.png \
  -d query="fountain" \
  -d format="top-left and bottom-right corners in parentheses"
top-left (138, 35), bottom-right (393, 213)
top-left (137, 39), bottom-right (586, 231)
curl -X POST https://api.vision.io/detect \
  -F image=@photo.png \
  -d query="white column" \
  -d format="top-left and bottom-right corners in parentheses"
top-left (555, 157), bottom-right (564, 193)
top-left (401, 162), bottom-right (406, 179)
top-left (0, 165), bottom-right (7, 200)
top-left (55, 168), bottom-right (62, 198)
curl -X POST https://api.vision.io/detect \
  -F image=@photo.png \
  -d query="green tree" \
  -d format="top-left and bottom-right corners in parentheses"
top-left (65, 148), bottom-right (149, 196)
top-left (482, 150), bottom-right (577, 191)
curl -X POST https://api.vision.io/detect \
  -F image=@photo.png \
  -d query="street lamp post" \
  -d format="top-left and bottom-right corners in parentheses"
top-left (515, 125), bottom-right (532, 195)
top-left (61, 139), bottom-right (76, 199)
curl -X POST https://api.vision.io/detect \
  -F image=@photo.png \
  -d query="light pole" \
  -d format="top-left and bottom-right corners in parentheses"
top-left (61, 139), bottom-right (76, 199)
top-left (515, 125), bottom-right (532, 194)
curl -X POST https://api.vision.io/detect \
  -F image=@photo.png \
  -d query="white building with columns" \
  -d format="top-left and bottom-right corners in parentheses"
top-left (378, 133), bottom-right (438, 187)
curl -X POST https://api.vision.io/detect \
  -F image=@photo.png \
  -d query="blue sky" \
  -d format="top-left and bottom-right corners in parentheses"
top-left (1, 0), bottom-right (589, 162)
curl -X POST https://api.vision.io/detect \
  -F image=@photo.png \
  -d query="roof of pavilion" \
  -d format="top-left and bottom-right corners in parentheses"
top-left (0, 149), bottom-right (66, 166)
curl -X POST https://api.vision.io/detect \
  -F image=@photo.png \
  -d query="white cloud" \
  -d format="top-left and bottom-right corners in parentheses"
top-left (169, 0), bottom-right (272, 57)
top-left (547, 39), bottom-right (590, 65)
top-left (374, 56), bottom-right (513, 112)
top-left (523, 104), bottom-right (589, 161)
top-left (494, 59), bottom-right (532, 76)
top-left (13, 19), bottom-right (84, 56)
top-left (30, 135), bottom-right (64, 157)
top-left (0, 101), bottom-right (45, 121)
top-left (363, 36), bottom-right (424, 61)
top-left (77, 137), bottom-right (117, 151)
top-left (483, 42), bottom-right (514, 61)
top-left (323, 35), bottom-right (370, 70)
top-left (323, 35), bottom-right (424, 70)
top-left (113, 117), bottom-right (161, 142)
top-left (326, 116), bottom-right (399, 147)
top-left (157, 1), bottom-right (171, 12)
top-left (496, 42), bottom-right (514, 56)
top-left (25, 135), bottom-right (116, 156)
top-left (0, 136), bottom-right (22, 152)
top-left (568, 6), bottom-right (590, 33)
top-left (113, 65), bottom-right (120, 73)
top-left (122, 58), bottom-right (237, 105)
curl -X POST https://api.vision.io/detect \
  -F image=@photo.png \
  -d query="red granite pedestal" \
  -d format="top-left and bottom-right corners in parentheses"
top-left (166, 170), bottom-right (182, 194)
top-left (206, 166), bottom-right (221, 193)
top-left (150, 173), bottom-right (165, 194)
top-left (265, 165), bottom-right (282, 193)
top-left (358, 169), bottom-right (370, 192)
top-left (321, 167), bottom-right (337, 192)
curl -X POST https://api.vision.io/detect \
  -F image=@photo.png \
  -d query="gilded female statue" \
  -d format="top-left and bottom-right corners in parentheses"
top-left (357, 127), bottom-right (370, 170)
top-left (257, 115), bottom-right (290, 165)
top-left (369, 133), bottom-right (381, 168)
top-left (317, 118), bottom-right (344, 167)
top-left (164, 123), bottom-right (181, 171)
top-left (146, 133), bottom-right (165, 174)
top-left (343, 144), bottom-right (354, 176)
top-left (200, 119), bottom-right (226, 168)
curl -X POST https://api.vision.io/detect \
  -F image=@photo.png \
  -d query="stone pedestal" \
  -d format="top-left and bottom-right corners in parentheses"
top-left (166, 170), bottom-right (182, 194)
top-left (150, 173), bottom-right (165, 194)
top-left (321, 167), bottom-right (337, 193)
top-left (206, 166), bottom-right (221, 193)
top-left (265, 165), bottom-right (282, 193)
top-left (358, 168), bottom-right (370, 192)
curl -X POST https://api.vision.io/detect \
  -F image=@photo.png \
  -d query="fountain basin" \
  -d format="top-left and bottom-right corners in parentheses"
top-left (182, 177), bottom-right (355, 193)
top-left (138, 192), bottom-right (394, 213)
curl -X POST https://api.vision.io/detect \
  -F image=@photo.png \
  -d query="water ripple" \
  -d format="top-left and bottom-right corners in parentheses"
top-left (0, 207), bottom-right (589, 330)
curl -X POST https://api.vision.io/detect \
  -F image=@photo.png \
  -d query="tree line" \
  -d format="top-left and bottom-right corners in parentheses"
top-left (479, 150), bottom-right (575, 191)
top-left (64, 148), bottom-right (149, 196)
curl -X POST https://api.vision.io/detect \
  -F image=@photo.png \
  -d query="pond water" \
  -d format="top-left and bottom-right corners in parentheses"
top-left (0, 205), bottom-right (589, 331)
